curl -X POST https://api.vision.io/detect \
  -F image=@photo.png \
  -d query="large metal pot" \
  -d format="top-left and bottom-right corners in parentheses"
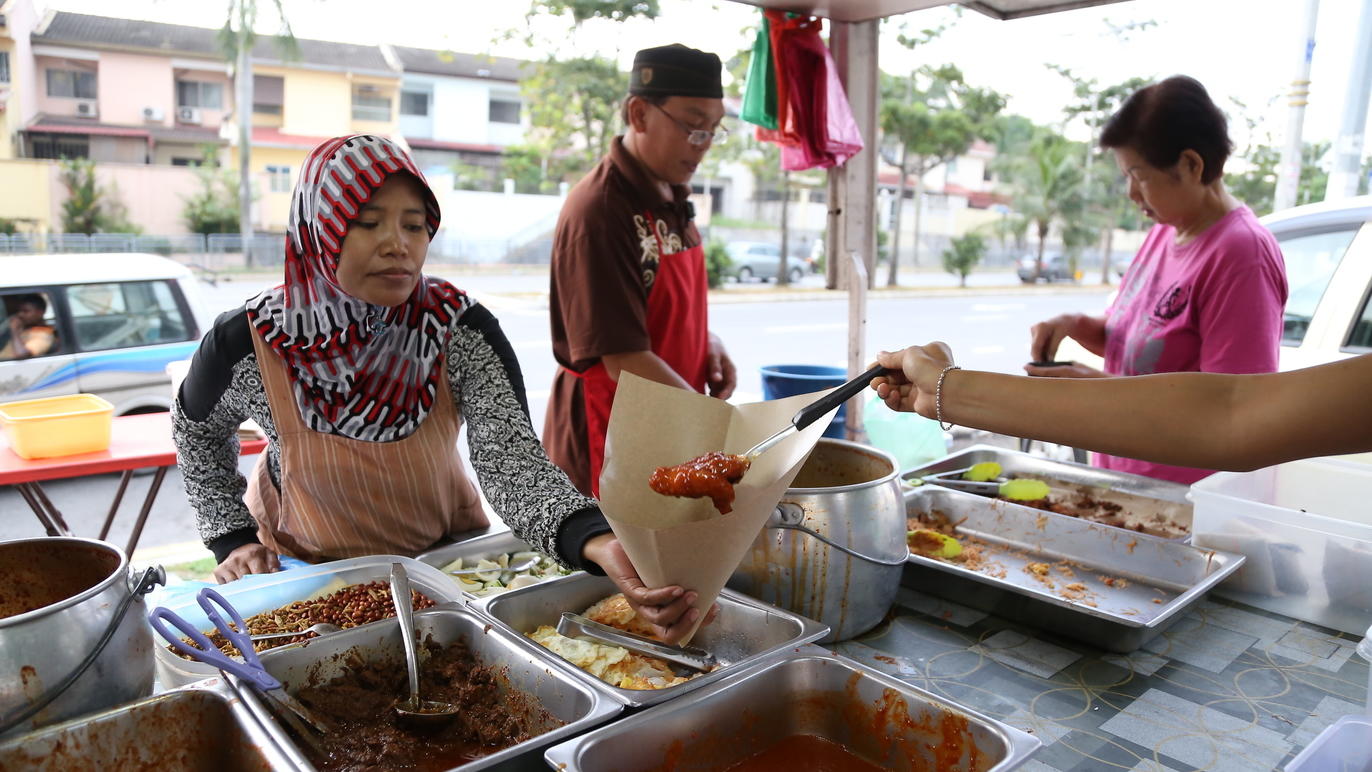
top-left (729, 438), bottom-right (908, 643)
top-left (0, 537), bottom-right (158, 739)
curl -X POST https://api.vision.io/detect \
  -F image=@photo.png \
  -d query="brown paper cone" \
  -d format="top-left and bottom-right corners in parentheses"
top-left (598, 373), bottom-right (837, 643)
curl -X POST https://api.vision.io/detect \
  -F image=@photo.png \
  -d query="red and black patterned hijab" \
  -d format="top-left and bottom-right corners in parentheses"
top-left (246, 134), bottom-right (470, 442)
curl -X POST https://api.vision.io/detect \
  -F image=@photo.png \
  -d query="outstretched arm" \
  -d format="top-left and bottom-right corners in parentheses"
top-left (874, 345), bottom-right (1372, 471)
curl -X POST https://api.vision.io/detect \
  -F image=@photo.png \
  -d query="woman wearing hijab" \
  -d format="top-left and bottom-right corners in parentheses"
top-left (173, 135), bottom-right (706, 642)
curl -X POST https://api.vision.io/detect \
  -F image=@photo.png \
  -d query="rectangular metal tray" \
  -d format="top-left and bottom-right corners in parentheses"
top-left (544, 651), bottom-right (1041, 771)
top-left (240, 604), bottom-right (621, 772)
top-left (906, 445), bottom-right (1194, 540)
top-left (904, 486), bottom-right (1245, 653)
top-left (415, 529), bottom-right (575, 600)
top-left (471, 572), bottom-right (830, 707)
top-left (0, 677), bottom-right (300, 771)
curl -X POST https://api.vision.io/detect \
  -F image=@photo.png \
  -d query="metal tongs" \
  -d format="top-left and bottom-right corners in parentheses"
top-left (916, 469), bottom-right (1003, 496)
top-left (556, 612), bottom-right (717, 672)
top-left (149, 588), bottom-right (331, 742)
top-left (745, 364), bottom-right (890, 461)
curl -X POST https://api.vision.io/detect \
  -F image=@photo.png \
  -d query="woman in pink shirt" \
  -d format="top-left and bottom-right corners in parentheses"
top-left (1026, 76), bottom-right (1288, 485)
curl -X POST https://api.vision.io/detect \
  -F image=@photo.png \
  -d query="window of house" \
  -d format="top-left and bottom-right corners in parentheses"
top-left (0, 52), bottom-right (11, 84)
top-left (352, 88), bottom-right (391, 122)
top-left (68, 281), bottom-right (191, 351)
top-left (488, 98), bottom-right (520, 124)
top-left (28, 132), bottom-right (89, 160)
top-left (46, 69), bottom-right (97, 99)
top-left (253, 74), bottom-right (284, 115)
top-left (267, 165), bottom-right (291, 193)
top-left (170, 157), bottom-right (202, 167)
top-left (176, 80), bottom-right (223, 110)
top-left (400, 90), bottom-right (429, 116)
top-left (1277, 228), bottom-right (1360, 345)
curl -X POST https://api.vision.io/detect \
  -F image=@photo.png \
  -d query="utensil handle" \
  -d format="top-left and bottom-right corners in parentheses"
top-left (148, 606), bottom-right (278, 691)
top-left (390, 563), bottom-right (421, 707)
top-left (790, 364), bottom-right (889, 431)
top-left (198, 588), bottom-right (268, 672)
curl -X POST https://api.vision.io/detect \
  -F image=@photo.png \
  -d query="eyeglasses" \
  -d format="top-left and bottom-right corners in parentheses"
top-left (650, 102), bottom-right (729, 147)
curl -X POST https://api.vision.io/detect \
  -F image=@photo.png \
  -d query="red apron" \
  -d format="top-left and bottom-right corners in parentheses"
top-left (567, 212), bottom-right (709, 497)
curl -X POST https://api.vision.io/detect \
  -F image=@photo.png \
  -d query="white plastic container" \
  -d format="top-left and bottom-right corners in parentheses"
top-left (1285, 715), bottom-right (1372, 771)
top-left (149, 555), bottom-right (460, 688)
top-left (1191, 458), bottom-right (1372, 634)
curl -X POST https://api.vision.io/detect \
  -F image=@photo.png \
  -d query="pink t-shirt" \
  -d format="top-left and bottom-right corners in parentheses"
top-left (1095, 205), bottom-right (1288, 485)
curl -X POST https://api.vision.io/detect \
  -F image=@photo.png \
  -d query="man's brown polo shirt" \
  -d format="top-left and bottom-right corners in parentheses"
top-left (543, 136), bottom-right (700, 495)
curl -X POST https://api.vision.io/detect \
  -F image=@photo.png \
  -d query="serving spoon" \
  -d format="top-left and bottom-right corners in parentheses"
top-left (389, 563), bottom-right (460, 727)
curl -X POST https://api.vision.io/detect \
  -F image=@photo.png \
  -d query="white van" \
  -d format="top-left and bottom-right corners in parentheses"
top-left (0, 253), bottom-right (212, 415)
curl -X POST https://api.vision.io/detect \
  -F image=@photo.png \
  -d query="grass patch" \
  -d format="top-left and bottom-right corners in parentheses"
top-left (164, 556), bottom-right (217, 583)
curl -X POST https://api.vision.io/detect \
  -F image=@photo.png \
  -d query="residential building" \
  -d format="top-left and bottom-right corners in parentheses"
top-left (390, 46), bottom-right (528, 184)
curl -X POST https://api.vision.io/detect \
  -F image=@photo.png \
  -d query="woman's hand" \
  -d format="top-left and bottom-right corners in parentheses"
top-left (581, 533), bottom-right (719, 645)
top-left (1029, 313), bottom-right (1107, 362)
top-left (214, 543), bottom-right (280, 584)
top-left (871, 343), bottom-right (955, 417)
top-left (1023, 361), bottom-right (1107, 379)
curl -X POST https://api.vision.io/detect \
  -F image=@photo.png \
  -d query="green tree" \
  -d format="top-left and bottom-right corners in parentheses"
top-left (520, 56), bottom-right (624, 185)
top-left (59, 158), bottom-right (139, 235)
top-left (941, 232), bottom-right (985, 287)
top-left (1050, 68), bottom-right (1152, 283)
top-left (704, 240), bottom-right (732, 289)
top-left (1230, 141), bottom-right (1330, 216)
top-left (219, 0), bottom-right (297, 264)
top-left (1004, 132), bottom-right (1084, 281)
top-left (879, 64), bottom-right (1004, 285)
top-left (527, 0), bottom-right (658, 23)
top-left (182, 148), bottom-right (242, 233)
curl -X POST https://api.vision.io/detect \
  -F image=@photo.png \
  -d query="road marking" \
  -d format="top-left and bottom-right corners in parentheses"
top-left (762, 322), bottom-right (847, 334)
top-left (971, 303), bottom-right (1027, 312)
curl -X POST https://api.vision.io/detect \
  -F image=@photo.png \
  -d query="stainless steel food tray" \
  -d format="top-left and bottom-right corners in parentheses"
top-left (470, 572), bottom-right (829, 707)
top-left (0, 676), bottom-right (301, 771)
top-left (544, 650), bottom-right (1041, 771)
top-left (416, 529), bottom-right (576, 600)
top-left (240, 604), bottom-right (621, 772)
top-left (906, 444), bottom-right (1194, 540)
top-left (904, 486), bottom-right (1245, 653)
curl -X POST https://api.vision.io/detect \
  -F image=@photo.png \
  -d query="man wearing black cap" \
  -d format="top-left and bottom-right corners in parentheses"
top-left (544, 43), bottom-right (737, 499)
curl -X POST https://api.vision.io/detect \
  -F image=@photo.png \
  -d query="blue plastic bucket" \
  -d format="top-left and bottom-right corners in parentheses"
top-left (759, 364), bottom-right (847, 438)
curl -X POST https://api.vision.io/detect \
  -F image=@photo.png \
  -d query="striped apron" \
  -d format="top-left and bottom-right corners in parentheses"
top-left (244, 327), bottom-right (487, 562)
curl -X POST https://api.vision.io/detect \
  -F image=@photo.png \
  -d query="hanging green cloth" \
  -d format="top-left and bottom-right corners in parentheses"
top-left (740, 12), bottom-right (778, 129)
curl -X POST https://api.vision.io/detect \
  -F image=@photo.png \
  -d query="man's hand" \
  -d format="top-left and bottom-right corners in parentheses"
top-left (706, 332), bottom-right (736, 399)
top-left (215, 543), bottom-right (280, 584)
top-left (581, 533), bottom-right (718, 644)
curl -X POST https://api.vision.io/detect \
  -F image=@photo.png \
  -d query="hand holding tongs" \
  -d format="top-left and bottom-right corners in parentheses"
top-left (745, 364), bottom-right (890, 461)
top-left (556, 612), bottom-right (717, 672)
top-left (149, 588), bottom-right (330, 738)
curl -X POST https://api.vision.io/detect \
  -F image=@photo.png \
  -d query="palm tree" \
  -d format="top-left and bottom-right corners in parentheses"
top-left (1007, 134), bottom-right (1084, 281)
top-left (219, 0), bottom-right (297, 266)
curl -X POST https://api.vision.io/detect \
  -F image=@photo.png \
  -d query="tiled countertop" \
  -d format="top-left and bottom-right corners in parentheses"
top-left (833, 583), bottom-right (1369, 771)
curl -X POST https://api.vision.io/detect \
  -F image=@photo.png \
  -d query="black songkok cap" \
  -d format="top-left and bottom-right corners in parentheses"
top-left (629, 44), bottom-right (723, 99)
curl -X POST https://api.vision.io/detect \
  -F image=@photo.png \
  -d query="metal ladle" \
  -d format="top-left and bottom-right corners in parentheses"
top-left (389, 563), bottom-right (459, 726)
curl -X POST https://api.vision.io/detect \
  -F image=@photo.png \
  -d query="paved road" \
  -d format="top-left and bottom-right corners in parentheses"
top-left (0, 272), bottom-right (1109, 558)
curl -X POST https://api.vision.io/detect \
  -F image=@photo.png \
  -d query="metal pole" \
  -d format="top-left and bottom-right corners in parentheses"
top-left (236, 2), bottom-right (255, 267)
top-left (1326, 0), bottom-right (1372, 201)
top-left (1276, 0), bottom-right (1321, 211)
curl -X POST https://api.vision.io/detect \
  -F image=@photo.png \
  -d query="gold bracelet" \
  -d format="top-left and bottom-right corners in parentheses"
top-left (935, 364), bottom-right (961, 430)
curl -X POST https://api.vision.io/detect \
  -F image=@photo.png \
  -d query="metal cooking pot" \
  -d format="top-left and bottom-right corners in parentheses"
top-left (0, 537), bottom-right (160, 738)
top-left (729, 438), bottom-right (908, 643)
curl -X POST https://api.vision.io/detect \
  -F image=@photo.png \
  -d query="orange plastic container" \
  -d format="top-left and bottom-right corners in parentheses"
top-left (0, 394), bottom-right (114, 460)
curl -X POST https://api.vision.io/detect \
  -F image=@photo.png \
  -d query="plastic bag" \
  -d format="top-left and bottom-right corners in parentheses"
top-left (863, 393), bottom-right (948, 472)
top-left (740, 13), bottom-right (778, 129)
top-left (767, 13), bottom-right (864, 171)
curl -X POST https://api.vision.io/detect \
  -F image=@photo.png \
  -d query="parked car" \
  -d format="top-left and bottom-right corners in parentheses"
top-left (1261, 196), bottom-right (1372, 372)
top-left (725, 241), bottom-right (806, 284)
top-left (1016, 254), bottom-right (1074, 283)
top-left (0, 253), bottom-right (212, 415)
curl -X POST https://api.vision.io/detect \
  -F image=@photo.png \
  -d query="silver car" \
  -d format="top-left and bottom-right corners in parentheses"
top-left (725, 241), bottom-right (807, 284)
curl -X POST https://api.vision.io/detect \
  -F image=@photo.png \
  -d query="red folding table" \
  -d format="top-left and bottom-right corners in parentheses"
top-left (0, 412), bottom-right (267, 553)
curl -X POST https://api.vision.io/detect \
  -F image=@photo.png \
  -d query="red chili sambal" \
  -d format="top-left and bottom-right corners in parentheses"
top-left (649, 452), bottom-right (751, 514)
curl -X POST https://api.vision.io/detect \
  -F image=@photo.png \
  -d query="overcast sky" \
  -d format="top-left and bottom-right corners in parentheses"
top-left (44, 0), bottom-right (1372, 154)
